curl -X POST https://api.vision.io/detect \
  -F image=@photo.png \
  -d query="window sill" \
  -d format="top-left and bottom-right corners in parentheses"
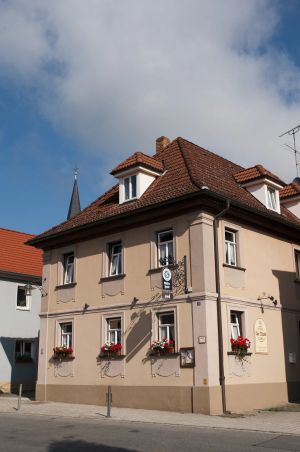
top-left (100, 274), bottom-right (126, 282)
top-left (223, 264), bottom-right (246, 272)
top-left (149, 352), bottom-right (180, 357)
top-left (98, 354), bottom-right (126, 360)
top-left (52, 355), bottom-right (75, 360)
top-left (227, 351), bottom-right (252, 356)
top-left (16, 307), bottom-right (30, 311)
top-left (148, 264), bottom-right (178, 275)
top-left (55, 283), bottom-right (77, 290)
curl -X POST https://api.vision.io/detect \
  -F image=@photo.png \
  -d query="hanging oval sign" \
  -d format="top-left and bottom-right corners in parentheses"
top-left (162, 267), bottom-right (172, 291)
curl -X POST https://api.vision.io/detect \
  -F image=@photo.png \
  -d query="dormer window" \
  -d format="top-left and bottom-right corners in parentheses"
top-left (111, 151), bottom-right (164, 205)
top-left (267, 187), bottom-right (277, 211)
top-left (124, 175), bottom-right (137, 201)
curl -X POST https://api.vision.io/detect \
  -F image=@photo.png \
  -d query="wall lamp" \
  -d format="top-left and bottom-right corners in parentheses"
top-left (257, 292), bottom-right (278, 313)
top-left (25, 283), bottom-right (47, 298)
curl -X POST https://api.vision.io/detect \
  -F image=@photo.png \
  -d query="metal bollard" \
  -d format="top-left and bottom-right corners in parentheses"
top-left (17, 384), bottom-right (22, 411)
top-left (106, 385), bottom-right (112, 418)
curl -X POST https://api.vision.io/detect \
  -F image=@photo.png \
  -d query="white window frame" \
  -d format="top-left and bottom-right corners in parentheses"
top-left (124, 175), bottom-right (137, 201)
top-left (63, 252), bottom-right (75, 285)
top-left (225, 228), bottom-right (237, 267)
top-left (158, 311), bottom-right (175, 343)
top-left (230, 310), bottom-right (243, 340)
top-left (59, 322), bottom-right (73, 348)
top-left (16, 286), bottom-right (31, 311)
top-left (15, 340), bottom-right (33, 359)
top-left (106, 317), bottom-right (122, 344)
top-left (266, 186), bottom-right (278, 211)
top-left (295, 250), bottom-right (300, 280)
top-left (157, 229), bottom-right (174, 267)
top-left (109, 242), bottom-right (123, 276)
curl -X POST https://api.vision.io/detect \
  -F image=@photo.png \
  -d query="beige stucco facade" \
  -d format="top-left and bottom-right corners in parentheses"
top-left (36, 209), bottom-right (300, 414)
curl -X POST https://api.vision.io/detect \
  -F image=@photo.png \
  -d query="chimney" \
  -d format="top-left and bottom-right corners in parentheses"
top-left (156, 136), bottom-right (170, 154)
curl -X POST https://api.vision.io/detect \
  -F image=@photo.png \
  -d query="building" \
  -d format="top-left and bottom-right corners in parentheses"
top-left (0, 228), bottom-right (42, 393)
top-left (28, 137), bottom-right (300, 414)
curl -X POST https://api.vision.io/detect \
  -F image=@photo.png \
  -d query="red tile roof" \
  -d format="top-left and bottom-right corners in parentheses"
top-left (111, 151), bottom-right (164, 175)
top-left (30, 137), bottom-right (300, 244)
top-left (0, 228), bottom-right (42, 277)
top-left (280, 182), bottom-right (300, 199)
top-left (233, 165), bottom-right (285, 185)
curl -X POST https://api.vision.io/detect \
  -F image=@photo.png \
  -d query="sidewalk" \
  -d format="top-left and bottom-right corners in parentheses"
top-left (1, 396), bottom-right (300, 436)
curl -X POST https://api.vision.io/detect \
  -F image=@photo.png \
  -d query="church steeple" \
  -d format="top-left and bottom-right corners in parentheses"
top-left (67, 168), bottom-right (81, 220)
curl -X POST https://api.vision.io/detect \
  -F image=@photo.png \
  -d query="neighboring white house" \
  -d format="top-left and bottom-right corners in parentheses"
top-left (0, 228), bottom-right (42, 393)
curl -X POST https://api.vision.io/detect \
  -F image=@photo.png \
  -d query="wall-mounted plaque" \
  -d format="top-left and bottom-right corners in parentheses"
top-left (254, 318), bottom-right (268, 354)
top-left (180, 347), bottom-right (195, 368)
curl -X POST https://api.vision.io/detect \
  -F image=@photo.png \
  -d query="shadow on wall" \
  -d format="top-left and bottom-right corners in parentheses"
top-left (48, 440), bottom-right (134, 452)
top-left (125, 310), bottom-right (151, 364)
top-left (0, 336), bottom-right (37, 393)
top-left (272, 269), bottom-right (300, 402)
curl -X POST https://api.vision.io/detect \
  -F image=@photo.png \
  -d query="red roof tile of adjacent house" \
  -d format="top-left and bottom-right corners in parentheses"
top-left (0, 228), bottom-right (42, 277)
top-left (30, 137), bottom-right (300, 244)
top-left (233, 165), bottom-right (285, 185)
top-left (111, 151), bottom-right (164, 175)
top-left (280, 182), bottom-right (300, 199)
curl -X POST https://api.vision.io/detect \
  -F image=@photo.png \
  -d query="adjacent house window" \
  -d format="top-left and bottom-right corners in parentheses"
top-left (225, 228), bottom-right (237, 266)
top-left (16, 286), bottom-right (30, 310)
top-left (15, 340), bottom-right (32, 360)
top-left (158, 311), bottom-right (175, 343)
top-left (124, 175), bottom-right (137, 201)
top-left (106, 317), bottom-right (122, 343)
top-left (60, 322), bottom-right (73, 348)
top-left (157, 230), bottom-right (174, 266)
top-left (295, 250), bottom-right (300, 280)
top-left (109, 242), bottom-right (123, 276)
top-left (266, 187), bottom-right (278, 211)
top-left (230, 311), bottom-right (243, 340)
top-left (63, 252), bottom-right (75, 284)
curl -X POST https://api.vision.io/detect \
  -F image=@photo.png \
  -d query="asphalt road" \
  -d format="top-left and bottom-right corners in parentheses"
top-left (0, 413), bottom-right (300, 452)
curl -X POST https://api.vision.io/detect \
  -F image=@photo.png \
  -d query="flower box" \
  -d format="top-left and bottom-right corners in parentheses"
top-left (230, 336), bottom-right (251, 362)
top-left (52, 346), bottom-right (74, 360)
top-left (100, 342), bottom-right (122, 357)
top-left (150, 339), bottom-right (175, 356)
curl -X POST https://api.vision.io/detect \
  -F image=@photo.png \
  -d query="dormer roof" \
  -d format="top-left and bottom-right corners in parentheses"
top-left (111, 152), bottom-right (164, 176)
top-left (280, 181), bottom-right (300, 200)
top-left (233, 165), bottom-right (285, 186)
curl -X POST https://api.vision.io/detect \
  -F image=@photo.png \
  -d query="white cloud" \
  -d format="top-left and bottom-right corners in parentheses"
top-left (0, 0), bottom-right (300, 182)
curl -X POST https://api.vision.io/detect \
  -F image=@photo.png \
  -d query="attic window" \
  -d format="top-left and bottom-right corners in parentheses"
top-left (266, 187), bottom-right (278, 211)
top-left (124, 175), bottom-right (137, 201)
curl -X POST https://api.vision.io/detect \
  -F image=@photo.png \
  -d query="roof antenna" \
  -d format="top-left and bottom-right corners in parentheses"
top-left (279, 124), bottom-right (300, 180)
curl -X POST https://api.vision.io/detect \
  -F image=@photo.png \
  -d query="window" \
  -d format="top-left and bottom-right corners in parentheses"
top-left (16, 286), bottom-right (30, 310)
top-left (106, 317), bottom-right (122, 343)
top-left (295, 250), bottom-right (300, 279)
top-left (124, 175), bottom-right (137, 201)
top-left (266, 187), bottom-right (277, 211)
top-left (157, 230), bottom-right (174, 266)
top-left (60, 322), bottom-right (73, 348)
top-left (63, 252), bottom-right (75, 284)
top-left (158, 311), bottom-right (175, 343)
top-left (225, 229), bottom-right (237, 266)
top-left (230, 311), bottom-right (243, 340)
top-left (15, 340), bottom-right (32, 360)
top-left (109, 242), bottom-right (123, 276)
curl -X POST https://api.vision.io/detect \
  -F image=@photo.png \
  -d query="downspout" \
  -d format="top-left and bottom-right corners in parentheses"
top-left (213, 199), bottom-right (230, 414)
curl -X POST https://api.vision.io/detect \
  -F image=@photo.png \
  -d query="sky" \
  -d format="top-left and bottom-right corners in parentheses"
top-left (1, 0), bottom-right (300, 234)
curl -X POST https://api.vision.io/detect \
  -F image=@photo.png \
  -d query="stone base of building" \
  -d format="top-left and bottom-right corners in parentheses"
top-left (36, 382), bottom-right (290, 415)
top-left (0, 381), bottom-right (11, 393)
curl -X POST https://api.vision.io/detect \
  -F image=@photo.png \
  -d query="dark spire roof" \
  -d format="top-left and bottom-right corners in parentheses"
top-left (67, 170), bottom-right (81, 220)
